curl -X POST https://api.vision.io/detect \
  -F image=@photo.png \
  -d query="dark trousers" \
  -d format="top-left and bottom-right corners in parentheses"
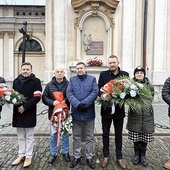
top-left (102, 116), bottom-right (124, 159)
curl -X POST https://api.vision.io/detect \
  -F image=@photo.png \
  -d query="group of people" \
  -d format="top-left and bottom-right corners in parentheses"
top-left (0, 55), bottom-right (170, 169)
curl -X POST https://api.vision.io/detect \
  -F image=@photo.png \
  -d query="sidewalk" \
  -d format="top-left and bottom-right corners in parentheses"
top-left (0, 102), bottom-right (170, 170)
top-left (0, 101), bottom-right (170, 136)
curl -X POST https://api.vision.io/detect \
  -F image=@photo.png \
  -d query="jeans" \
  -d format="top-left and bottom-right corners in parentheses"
top-left (50, 124), bottom-right (69, 155)
top-left (102, 117), bottom-right (124, 159)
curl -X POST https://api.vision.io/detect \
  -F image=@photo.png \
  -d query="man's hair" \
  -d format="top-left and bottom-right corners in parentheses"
top-left (21, 62), bottom-right (32, 69)
top-left (76, 62), bottom-right (86, 67)
top-left (108, 55), bottom-right (118, 60)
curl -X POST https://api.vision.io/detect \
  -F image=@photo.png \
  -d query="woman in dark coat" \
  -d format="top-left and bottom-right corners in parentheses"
top-left (126, 66), bottom-right (154, 167)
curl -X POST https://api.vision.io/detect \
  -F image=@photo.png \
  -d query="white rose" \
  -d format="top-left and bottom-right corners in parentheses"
top-left (120, 92), bottom-right (126, 99)
top-left (130, 90), bottom-right (137, 97)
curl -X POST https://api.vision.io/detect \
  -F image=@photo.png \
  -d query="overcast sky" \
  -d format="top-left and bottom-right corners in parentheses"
top-left (0, 0), bottom-right (45, 5)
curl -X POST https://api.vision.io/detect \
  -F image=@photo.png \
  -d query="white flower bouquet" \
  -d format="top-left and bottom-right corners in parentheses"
top-left (0, 84), bottom-right (26, 105)
top-left (97, 76), bottom-right (153, 113)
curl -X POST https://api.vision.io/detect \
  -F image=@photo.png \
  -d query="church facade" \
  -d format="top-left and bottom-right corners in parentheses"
top-left (0, 0), bottom-right (170, 102)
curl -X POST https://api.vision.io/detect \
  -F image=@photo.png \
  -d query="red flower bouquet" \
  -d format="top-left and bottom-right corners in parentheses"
top-left (87, 57), bottom-right (103, 66)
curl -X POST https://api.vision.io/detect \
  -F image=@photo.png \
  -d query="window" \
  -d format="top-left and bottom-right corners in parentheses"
top-left (19, 39), bottom-right (42, 52)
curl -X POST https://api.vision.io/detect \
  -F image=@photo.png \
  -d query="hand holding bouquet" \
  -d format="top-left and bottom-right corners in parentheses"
top-left (97, 76), bottom-right (153, 113)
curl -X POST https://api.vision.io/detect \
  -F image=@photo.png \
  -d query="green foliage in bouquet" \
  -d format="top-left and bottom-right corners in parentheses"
top-left (97, 76), bottom-right (153, 113)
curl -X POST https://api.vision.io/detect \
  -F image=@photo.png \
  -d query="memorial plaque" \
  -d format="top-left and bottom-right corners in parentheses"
top-left (86, 41), bottom-right (103, 55)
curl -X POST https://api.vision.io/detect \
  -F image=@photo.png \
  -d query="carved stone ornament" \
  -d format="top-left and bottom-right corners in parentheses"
top-left (71, 0), bottom-right (119, 12)
top-left (8, 32), bottom-right (15, 38)
top-left (71, 0), bottom-right (119, 27)
top-left (0, 32), bottom-right (4, 38)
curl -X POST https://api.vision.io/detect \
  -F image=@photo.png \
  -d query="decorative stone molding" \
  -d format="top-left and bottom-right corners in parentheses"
top-left (91, 3), bottom-right (99, 15)
top-left (8, 32), bottom-right (15, 38)
top-left (0, 32), bottom-right (4, 38)
top-left (71, 0), bottom-right (119, 12)
top-left (72, 0), bottom-right (119, 27)
top-left (71, 0), bottom-right (119, 60)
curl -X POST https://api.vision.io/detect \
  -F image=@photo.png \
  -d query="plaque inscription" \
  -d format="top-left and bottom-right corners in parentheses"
top-left (86, 41), bottom-right (103, 55)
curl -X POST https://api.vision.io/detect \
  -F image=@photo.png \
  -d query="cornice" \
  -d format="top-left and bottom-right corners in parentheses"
top-left (71, 0), bottom-right (119, 13)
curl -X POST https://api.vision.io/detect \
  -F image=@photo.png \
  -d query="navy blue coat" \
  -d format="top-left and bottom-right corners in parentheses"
top-left (12, 74), bottom-right (42, 128)
top-left (98, 68), bottom-right (129, 119)
top-left (66, 74), bottom-right (99, 121)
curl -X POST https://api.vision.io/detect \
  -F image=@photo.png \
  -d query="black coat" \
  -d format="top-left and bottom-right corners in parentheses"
top-left (98, 68), bottom-right (129, 119)
top-left (12, 74), bottom-right (42, 128)
top-left (162, 77), bottom-right (170, 117)
top-left (42, 76), bottom-right (70, 120)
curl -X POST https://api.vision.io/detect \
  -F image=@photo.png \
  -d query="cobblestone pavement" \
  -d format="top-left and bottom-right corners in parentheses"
top-left (1, 102), bottom-right (170, 169)
top-left (0, 136), bottom-right (170, 170)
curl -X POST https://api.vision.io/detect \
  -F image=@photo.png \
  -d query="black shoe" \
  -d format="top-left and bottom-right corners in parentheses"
top-left (133, 154), bottom-right (140, 165)
top-left (86, 159), bottom-right (95, 169)
top-left (69, 158), bottom-right (81, 168)
top-left (48, 155), bottom-right (56, 164)
top-left (63, 153), bottom-right (71, 162)
top-left (140, 156), bottom-right (147, 166)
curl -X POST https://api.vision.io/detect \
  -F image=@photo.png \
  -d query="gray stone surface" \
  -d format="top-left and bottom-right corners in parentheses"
top-left (0, 102), bottom-right (170, 169)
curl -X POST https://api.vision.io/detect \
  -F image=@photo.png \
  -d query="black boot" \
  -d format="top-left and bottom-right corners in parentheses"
top-left (140, 142), bottom-right (147, 166)
top-left (133, 142), bottom-right (140, 165)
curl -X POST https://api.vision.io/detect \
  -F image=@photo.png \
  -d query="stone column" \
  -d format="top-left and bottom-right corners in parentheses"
top-left (44, 0), bottom-right (54, 83)
top-left (53, 0), bottom-right (66, 68)
top-left (8, 32), bottom-right (14, 81)
top-left (147, 0), bottom-right (168, 84)
top-left (121, 0), bottom-right (136, 72)
top-left (154, 0), bottom-right (167, 71)
top-left (0, 32), bottom-right (4, 76)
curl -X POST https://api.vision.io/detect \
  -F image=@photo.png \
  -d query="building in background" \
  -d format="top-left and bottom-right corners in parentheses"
top-left (0, 4), bottom-right (45, 81)
top-left (0, 0), bottom-right (170, 102)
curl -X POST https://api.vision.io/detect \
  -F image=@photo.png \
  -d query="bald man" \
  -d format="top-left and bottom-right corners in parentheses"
top-left (42, 67), bottom-right (70, 164)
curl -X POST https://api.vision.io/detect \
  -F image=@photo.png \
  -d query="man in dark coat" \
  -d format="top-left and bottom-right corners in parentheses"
top-left (98, 55), bottom-right (129, 169)
top-left (162, 77), bottom-right (170, 169)
top-left (42, 67), bottom-right (70, 164)
top-left (11, 62), bottom-right (42, 168)
top-left (0, 76), bottom-right (6, 118)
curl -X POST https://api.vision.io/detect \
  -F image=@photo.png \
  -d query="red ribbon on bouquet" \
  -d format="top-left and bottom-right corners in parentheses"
top-left (0, 88), bottom-right (14, 97)
top-left (50, 92), bottom-right (68, 146)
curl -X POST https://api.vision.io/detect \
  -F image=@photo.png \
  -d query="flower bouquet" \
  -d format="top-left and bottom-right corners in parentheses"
top-left (50, 92), bottom-right (72, 146)
top-left (0, 84), bottom-right (26, 105)
top-left (86, 56), bottom-right (103, 66)
top-left (61, 114), bottom-right (73, 135)
top-left (97, 76), bottom-right (153, 113)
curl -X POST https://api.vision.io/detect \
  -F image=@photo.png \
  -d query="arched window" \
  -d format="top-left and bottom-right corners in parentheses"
top-left (18, 39), bottom-right (42, 52)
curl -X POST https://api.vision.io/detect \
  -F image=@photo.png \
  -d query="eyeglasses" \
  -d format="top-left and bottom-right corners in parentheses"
top-left (135, 71), bottom-right (144, 75)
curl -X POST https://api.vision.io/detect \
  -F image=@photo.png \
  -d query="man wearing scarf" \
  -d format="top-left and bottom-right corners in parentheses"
top-left (11, 62), bottom-right (42, 168)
